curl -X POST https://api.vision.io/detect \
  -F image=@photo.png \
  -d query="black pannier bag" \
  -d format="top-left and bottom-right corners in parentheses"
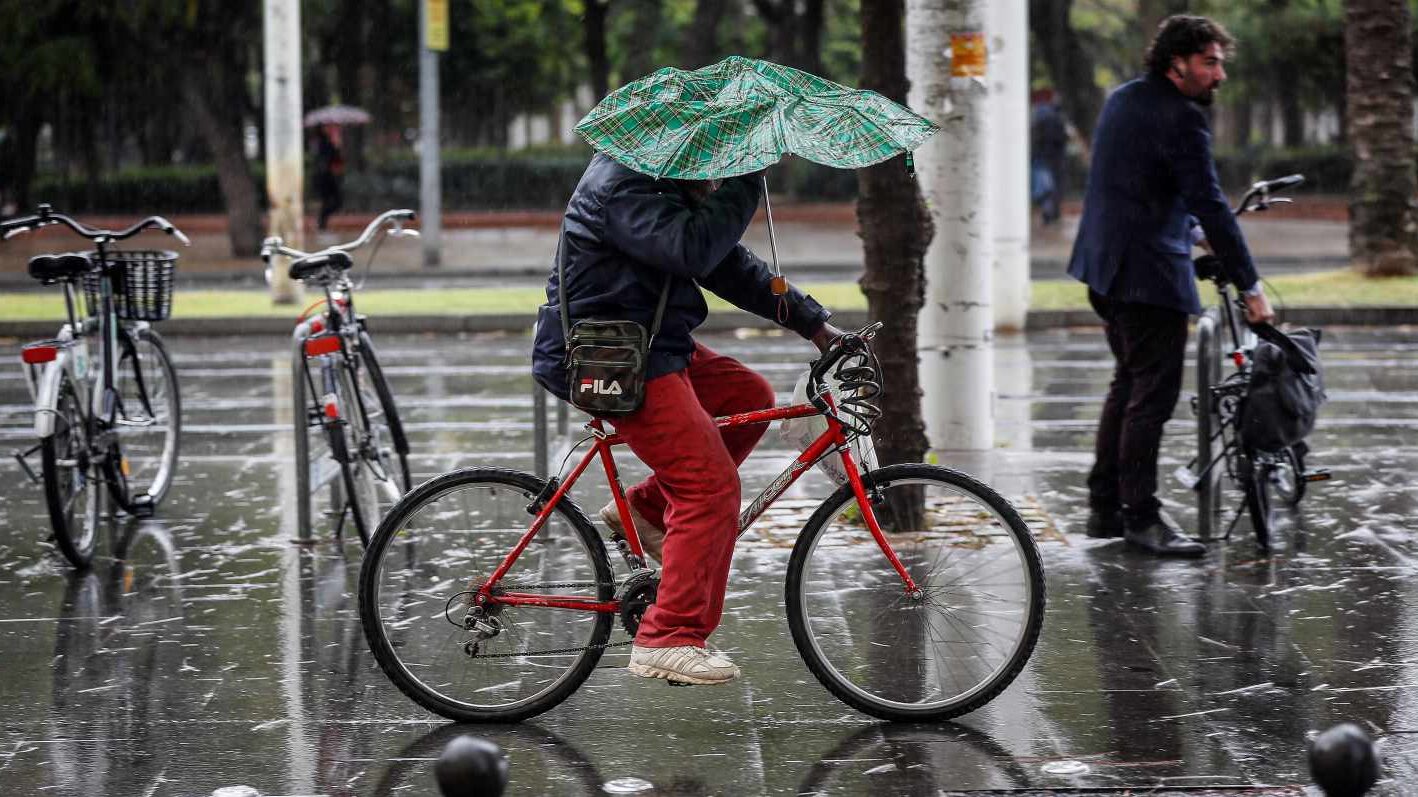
top-left (556, 226), bottom-right (669, 416)
top-left (1240, 326), bottom-right (1326, 452)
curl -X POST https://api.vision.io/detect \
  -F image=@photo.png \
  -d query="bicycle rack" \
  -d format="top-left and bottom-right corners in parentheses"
top-left (291, 316), bottom-right (344, 540)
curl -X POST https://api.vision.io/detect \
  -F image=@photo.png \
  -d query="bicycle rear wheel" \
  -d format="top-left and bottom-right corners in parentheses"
top-left (785, 464), bottom-right (1045, 722)
top-left (359, 467), bottom-right (614, 722)
top-left (41, 372), bottom-right (106, 567)
top-left (114, 326), bottom-right (180, 505)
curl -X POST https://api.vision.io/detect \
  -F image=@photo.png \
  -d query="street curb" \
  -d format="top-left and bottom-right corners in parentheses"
top-left (2, 305), bottom-right (1413, 340)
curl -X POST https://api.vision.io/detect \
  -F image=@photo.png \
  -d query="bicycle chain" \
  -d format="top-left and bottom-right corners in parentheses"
top-left (462, 580), bottom-right (632, 660)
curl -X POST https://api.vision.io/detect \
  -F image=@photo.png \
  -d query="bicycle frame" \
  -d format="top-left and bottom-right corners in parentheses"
top-left (477, 403), bottom-right (921, 614)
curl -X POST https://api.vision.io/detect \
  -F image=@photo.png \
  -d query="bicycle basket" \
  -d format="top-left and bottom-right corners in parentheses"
top-left (83, 250), bottom-right (177, 321)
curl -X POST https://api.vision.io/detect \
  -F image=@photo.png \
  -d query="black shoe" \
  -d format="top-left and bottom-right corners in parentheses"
top-left (1084, 507), bottom-right (1124, 538)
top-left (1124, 512), bottom-right (1206, 557)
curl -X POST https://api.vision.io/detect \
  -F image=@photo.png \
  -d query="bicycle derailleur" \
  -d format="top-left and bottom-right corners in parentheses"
top-left (615, 569), bottom-right (660, 637)
top-left (456, 592), bottom-right (504, 658)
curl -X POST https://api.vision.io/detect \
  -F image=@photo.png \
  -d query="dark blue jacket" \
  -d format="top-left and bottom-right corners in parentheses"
top-left (532, 154), bottom-right (830, 399)
top-left (1067, 74), bottom-right (1257, 314)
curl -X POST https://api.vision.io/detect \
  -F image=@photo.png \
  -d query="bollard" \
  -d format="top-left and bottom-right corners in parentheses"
top-left (533, 382), bottom-right (548, 479)
top-left (1309, 723), bottom-right (1381, 797)
top-left (435, 735), bottom-right (509, 797)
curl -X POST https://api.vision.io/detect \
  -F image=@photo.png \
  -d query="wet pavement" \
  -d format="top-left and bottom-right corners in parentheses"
top-left (1, 326), bottom-right (1415, 796)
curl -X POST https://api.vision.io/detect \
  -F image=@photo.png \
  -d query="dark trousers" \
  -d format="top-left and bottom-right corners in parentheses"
top-left (1087, 290), bottom-right (1189, 528)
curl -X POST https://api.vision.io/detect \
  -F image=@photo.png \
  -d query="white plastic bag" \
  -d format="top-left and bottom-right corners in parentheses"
top-left (779, 369), bottom-right (876, 485)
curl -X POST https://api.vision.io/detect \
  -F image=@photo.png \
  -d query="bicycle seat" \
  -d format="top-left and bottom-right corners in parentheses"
top-left (289, 251), bottom-right (353, 280)
top-left (27, 253), bottom-right (92, 283)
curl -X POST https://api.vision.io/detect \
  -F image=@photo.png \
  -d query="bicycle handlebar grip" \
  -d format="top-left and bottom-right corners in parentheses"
top-left (1268, 174), bottom-right (1305, 190)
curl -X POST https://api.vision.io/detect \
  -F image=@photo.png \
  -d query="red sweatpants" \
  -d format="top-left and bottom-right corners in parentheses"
top-left (613, 342), bottom-right (774, 648)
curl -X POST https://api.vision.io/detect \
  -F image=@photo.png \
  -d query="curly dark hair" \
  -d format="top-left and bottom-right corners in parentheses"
top-left (1144, 15), bottom-right (1234, 76)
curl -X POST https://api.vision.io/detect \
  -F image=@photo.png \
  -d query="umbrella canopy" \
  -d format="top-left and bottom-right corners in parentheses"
top-left (574, 55), bottom-right (938, 180)
top-left (303, 104), bottom-right (372, 127)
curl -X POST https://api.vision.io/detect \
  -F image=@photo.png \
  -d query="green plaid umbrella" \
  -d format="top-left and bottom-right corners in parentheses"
top-left (575, 55), bottom-right (938, 180)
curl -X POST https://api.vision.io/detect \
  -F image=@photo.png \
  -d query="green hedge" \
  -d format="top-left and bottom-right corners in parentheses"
top-left (30, 145), bottom-right (1356, 214)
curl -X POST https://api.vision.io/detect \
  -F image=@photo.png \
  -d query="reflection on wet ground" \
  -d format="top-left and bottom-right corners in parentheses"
top-left (0, 327), bottom-right (1415, 795)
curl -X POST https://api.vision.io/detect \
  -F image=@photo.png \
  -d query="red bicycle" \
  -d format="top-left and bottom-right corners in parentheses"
top-left (358, 323), bottom-right (1045, 722)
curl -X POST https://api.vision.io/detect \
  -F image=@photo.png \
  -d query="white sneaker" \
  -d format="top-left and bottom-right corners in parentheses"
top-left (600, 501), bottom-right (666, 563)
top-left (627, 644), bottom-right (740, 685)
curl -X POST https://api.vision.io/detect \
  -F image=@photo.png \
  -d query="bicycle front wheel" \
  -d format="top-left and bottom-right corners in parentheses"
top-left (785, 464), bottom-right (1045, 722)
top-left (359, 468), bottom-right (614, 723)
top-left (114, 326), bottom-right (180, 505)
top-left (358, 329), bottom-right (412, 492)
top-left (41, 372), bottom-right (106, 567)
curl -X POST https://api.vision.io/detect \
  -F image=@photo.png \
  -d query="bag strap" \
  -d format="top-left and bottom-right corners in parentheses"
top-left (555, 222), bottom-right (671, 348)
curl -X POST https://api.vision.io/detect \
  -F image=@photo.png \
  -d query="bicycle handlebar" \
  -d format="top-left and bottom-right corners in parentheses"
top-left (261, 208), bottom-right (417, 263)
top-left (0, 204), bottom-right (190, 245)
top-left (807, 322), bottom-right (884, 431)
top-left (1235, 174), bottom-right (1305, 216)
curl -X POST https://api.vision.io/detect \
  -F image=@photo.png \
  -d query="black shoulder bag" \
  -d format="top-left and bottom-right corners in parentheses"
top-left (556, 227), bottom-right (670, 416)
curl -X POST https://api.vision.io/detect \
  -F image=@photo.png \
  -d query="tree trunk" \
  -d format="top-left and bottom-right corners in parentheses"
top-left (857, 0), bottom-right (932, 473)
top-left (680, 0), bottom-right (728, 69)
top-left (751, 0), bottom-right (798, 68)
top-left (619, 0), bottom-right (664, 83)
top-left (798, 0), bottom-right (826, 76)
top-left (1028, 0), bottom-right (1104, 145)
top-left (1345, 0), bottom-right (1418, 276)
top-left (583, 0), bottom-right (611, 101)
top-left (1278, 76), bottom-right (1305, 147)
top-left (183, 71), bottom-right (262, 257)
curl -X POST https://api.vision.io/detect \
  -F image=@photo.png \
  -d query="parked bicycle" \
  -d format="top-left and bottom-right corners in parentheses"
top-left (1190, 175), bottom-right (1330, 549)
top-left (5, 205), bottom-right (187, 568)
top-left (262, 210), bottom-right (418, 546)
top-left (359, 322), bottom-right (1045, 723)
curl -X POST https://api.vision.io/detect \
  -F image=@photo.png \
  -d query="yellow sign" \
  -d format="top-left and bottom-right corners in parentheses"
top-left (426, 0), bottom-right (449, 52)
top-left (950, 32), bottom-right (987, 78)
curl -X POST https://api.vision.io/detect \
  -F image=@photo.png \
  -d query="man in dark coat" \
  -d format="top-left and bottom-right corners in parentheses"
top-left (1067, 15), bottom-right (1275, 557)
top-left (533, 153), bottom-right (842, 684)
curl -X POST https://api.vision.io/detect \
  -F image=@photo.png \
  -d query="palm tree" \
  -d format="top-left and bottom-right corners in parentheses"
top-left (856, 0), bottom-right (932, 472)
top-left (1345, 0), bottom-right (1418, 276)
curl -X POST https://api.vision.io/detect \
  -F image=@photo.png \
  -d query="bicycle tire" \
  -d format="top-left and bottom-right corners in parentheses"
top-left (785, 464), bottom-right (1045, 722)
top-left (359, 467), bottom-right (614, 722)
top-left (357, 329), bottom-right (412, 492)
top-left (334, 361), bottom-right (381, 546)
top-left (1195, 313), bottom-right (1222, 540)
top-left (1241, 454), bottom-right (1273, 551)
top-left (41, 372), bottom-right (104, 568)
top-left (1271, 445), bottom-right (1306, 506)
top-left (114, 326), bottom-right (181, 505)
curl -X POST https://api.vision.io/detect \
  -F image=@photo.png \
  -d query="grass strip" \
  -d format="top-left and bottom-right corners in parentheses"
top-left (2, 271), bottom-right (1415, 322)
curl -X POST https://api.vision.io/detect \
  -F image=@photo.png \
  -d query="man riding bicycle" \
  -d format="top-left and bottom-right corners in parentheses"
top-left (1068, 15), bottom-right (1276, 557)
top-left (533, 153), bottom-right (843, 684)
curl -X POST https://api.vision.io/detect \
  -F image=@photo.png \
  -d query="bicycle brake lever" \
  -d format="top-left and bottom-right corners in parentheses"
top-left (3, 226), bottom-right (32, 240)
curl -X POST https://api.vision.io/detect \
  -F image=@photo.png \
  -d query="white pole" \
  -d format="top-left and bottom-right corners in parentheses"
top-left (910, 0), bottom-right (995, 450)
top-left (263, 0), bottom-right (302, 304)
top-left (988, 0), bottom-right (1030, 331)
top-left (419, 0), bottom-right (443, 267)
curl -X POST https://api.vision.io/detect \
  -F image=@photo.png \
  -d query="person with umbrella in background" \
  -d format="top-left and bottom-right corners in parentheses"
top-left (303, 105), bottom-right (369, 230)
top-left (532, 56), bottom-right (935, 685)
top-left (311, 124), bottom-right (344, 230)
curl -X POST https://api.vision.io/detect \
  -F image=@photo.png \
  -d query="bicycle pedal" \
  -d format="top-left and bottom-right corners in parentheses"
top-left (1302, 470), bottom-right (1332, 483)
